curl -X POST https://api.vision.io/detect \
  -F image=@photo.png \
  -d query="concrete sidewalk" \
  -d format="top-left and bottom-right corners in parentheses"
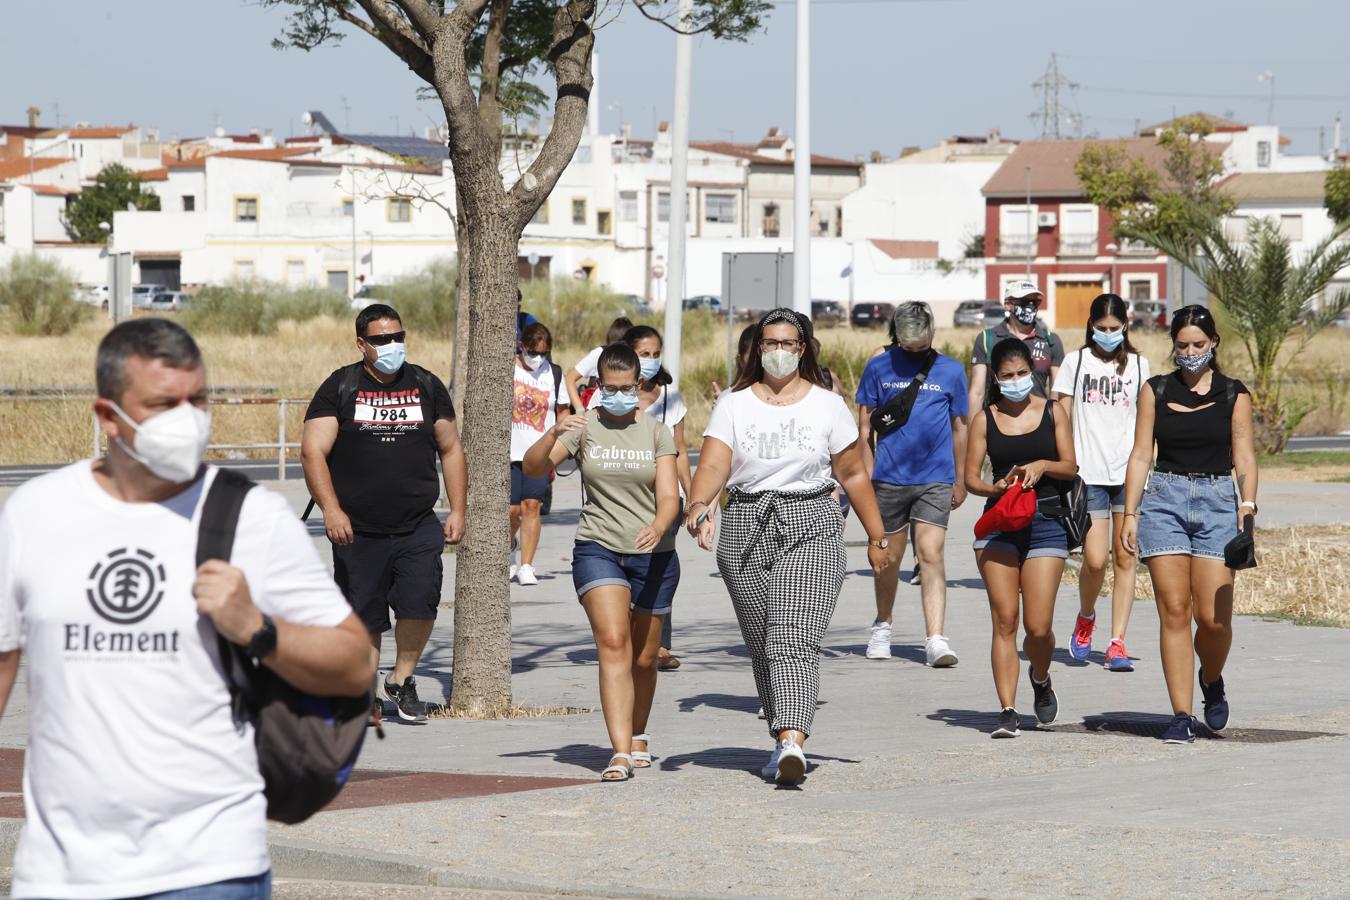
top-left (1, 475), bottom-right (1348, 897)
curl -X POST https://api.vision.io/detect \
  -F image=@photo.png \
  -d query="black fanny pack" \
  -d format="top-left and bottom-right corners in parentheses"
top-left (870, 350), bottom-right (937, 438)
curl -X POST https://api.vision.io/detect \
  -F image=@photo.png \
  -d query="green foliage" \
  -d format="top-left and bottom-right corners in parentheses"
top-left (1326, 166), bottom-right (1350, 226)
top-left (520, 277), bottom-right (652, 348)
top-left (1121, 212), bottom-right (1350, 452)
top-left (381, 258), bottom-right (458, 339)
top-left (962, 233), bottom-right (985, 259)
top-left (0, 254), bottom-right (87, 336)
top-left (65, 164), bottom-right (160, 244)
top-left (181, 282), bottom-right (350, 336)
top-left (1076, 115), bottom-right (1233, 246)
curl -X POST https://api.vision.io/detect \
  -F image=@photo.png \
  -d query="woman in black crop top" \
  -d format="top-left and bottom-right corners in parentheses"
top-left (1122, 305), bottom-right (1259, 745)
top-left (965, 338), bottom-right (1077, 738)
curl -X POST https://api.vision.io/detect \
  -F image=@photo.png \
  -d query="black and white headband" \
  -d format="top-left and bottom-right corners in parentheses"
top-left (759, 307), bottom-right (806, 340)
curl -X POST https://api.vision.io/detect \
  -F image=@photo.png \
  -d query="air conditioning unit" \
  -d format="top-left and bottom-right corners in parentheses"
top-left (1037, 211), bottom-right (1058, 228)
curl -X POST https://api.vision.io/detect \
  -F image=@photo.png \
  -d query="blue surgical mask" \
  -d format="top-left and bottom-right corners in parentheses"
top-left (374, 342), bottom-right (406, 374)
top-left (639, 357), bottom-right (662, 381)
top-left (1092, 328), bottom-right (1125, 351)
top-left (599, 389), bottom-right (639, 416)
top-left (1176, 349), bottom-right (1213, 373)
top-left (999, 374), bottom-right (1035, 402)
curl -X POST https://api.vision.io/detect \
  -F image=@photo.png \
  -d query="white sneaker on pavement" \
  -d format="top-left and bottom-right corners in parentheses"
top-left (774, 739), bottom-right (807, 785)
top-left (515, 564), bottom-right (539, 586)
top-left (760, 744), bottom-right (783, 779)
top-left (866, 620), bottom-right (893, 659)
top-left (925, 634), bottom-right (959, 668)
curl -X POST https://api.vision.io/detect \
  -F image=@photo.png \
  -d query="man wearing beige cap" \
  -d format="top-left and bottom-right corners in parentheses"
top-left (967, 280), bottom-right (1065, 412)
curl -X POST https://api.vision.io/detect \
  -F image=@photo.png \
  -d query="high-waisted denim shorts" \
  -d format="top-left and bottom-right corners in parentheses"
top-left (571, 540), bottom-right (679, 615)
top-left (1137, 471), bottom-right (1238, 561)
top-left (973, 509), bottom-right (1070, 562)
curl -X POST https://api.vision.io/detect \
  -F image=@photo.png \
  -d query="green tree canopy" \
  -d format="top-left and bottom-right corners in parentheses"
top-left (65, 163), bottom-right (160, 244)
top-left (1326, 166), bottom-right (1350, 227)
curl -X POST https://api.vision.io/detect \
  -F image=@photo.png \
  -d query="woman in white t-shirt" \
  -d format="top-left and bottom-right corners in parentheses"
top-left (686, 308), bottom-right (892, 786)
top-left (564, 316), bottom-right (633, 412)
top-left (1051, 293), bottom-right (1151, 672)
top-left (511, 322), bottom-right (569, 585)
top-left (622, 324), bottom-right (692, 674)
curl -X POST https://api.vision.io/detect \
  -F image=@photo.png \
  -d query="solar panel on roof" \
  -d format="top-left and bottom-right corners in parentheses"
top-left (343, 134), bottom-right (449, 163)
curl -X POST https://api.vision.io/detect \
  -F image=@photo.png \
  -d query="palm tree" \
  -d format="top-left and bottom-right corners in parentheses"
top-left (1123, 214), bottom-right (1350, 453)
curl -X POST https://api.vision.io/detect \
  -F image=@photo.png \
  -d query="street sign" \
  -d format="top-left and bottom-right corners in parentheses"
top-left (652, 264), bottom-right (666, 279)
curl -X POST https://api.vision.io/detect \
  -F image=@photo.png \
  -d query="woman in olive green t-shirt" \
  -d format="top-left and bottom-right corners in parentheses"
top-left (524, 344), bottom-right (681, 781)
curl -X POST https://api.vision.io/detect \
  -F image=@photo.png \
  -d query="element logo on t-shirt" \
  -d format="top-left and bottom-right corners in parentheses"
top-left (513, 382), bottom-right (550, 432)
top-left (86, 548), bottom-right (166, 625)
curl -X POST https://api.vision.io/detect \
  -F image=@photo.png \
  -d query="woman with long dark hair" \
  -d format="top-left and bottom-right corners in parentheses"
top-left (620, 325), bottom-right (691, 677)
top-left (1122, 305), bottom-right (1258, 744)
top-left (1052, 294), bottom-right (1151, 671)
top-left (686, 308), bottom-right (891, 785)
top-left (965, 338), bottom-right (1077, 738)
top-left (523, 343), bottom-right (681, 780)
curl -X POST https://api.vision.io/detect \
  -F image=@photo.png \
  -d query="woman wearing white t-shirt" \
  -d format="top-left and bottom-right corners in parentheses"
top-left (1051, 294), bottom-right (1151, 671)
top-left (564, 316), bottom-right (633, 412)
top-left (623, 325), bottom-right (692, 674)
top-left (686, 308), bottom-right (891, 786)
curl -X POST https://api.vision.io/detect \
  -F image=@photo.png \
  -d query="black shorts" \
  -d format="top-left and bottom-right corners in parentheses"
top-left (332, 512), bottom-right (444, 635)
top-left (510, 461), bottom-right (549, 504)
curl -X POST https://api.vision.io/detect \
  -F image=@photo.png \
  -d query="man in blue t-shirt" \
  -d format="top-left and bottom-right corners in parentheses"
top-left (856, 301), bottom-right (969, 668)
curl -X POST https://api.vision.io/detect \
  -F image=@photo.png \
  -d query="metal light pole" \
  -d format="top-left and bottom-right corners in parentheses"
top-left (350, 168), bottom-right (358, 296)
top-left (662, 0), bottom-right (694, 387)
top-left (791, 0), bottom-right (812, 315)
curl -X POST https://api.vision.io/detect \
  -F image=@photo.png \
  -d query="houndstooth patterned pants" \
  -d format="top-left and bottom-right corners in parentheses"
top-left (716, 486), bottom-right (846, 739)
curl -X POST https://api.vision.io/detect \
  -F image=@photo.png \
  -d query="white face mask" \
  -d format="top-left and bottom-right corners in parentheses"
top-left (523, 352), bottom-right (546, 370)
top-left (761, 349), bottom-right (801, 380)
top-left (111, 401), bottom-right (211, 483)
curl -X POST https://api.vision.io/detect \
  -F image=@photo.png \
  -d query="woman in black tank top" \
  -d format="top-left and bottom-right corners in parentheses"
top-left (1120, 306), bottom-right (1259, 745)
top-left (964, 338), bottom-right (1078, 738)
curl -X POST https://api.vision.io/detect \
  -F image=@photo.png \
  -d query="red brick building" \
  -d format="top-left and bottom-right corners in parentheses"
top-left (982, 140), bottom-right (1170, 328)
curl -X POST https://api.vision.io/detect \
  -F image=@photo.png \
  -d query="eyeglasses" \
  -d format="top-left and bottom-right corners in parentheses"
top-left (362, 330), bottom-right (406, 346)
top-left (759, 339), bottom-right (804, 352)
top-left (597, 384), bottom-right (639, 396)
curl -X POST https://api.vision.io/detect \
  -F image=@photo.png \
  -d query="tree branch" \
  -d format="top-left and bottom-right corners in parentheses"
top-left (478, 0), bottom-right (512, 160)
top-left (388, 0), bottom-right (443, 43)
top-left (342, 1), bottom-right (436, 82)
top-left (435, 0), bottom-right (498, 171)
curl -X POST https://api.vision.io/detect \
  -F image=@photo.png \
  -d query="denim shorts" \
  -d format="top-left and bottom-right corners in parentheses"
top-left (1137, 471), bottom-right (1238, 561)
top-left (1087, 483), bottom-right (1126, 520)
top-left (572, 540), bottom-right (680, 615)
top-left (973, 509), bottom-right (1070, 561)
top-left (510, 461), bottom-right (549, 504)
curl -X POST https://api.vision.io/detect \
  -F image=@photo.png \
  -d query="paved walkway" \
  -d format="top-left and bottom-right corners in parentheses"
top-left (1, 475), bottom-right (1348, 896)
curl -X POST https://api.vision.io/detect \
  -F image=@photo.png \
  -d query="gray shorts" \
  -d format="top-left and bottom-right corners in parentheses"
top-left (873, 481), bottom-right (953, 533)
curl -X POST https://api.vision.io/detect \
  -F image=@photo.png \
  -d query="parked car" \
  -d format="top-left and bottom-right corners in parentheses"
top-left (131, 284), bottom-right (168, 309)
top-left (850, 302), bottom-right (896, 329)
top-left (1332, 308), bottom-right (1350, 330)
top-left (954, 299), bottom-right (998, 328)
top-left (620, 294), bottom-right (652, 317)
top-left (683, 294), bottom-right (723, 315)
top-left (79, 284), bottom-right (109, 309)
top-left (1127, 300), bottom-right (1167, 331)
top-left (811, 300), bottom-right (845, 328)
top-left (148, 291), bottom-right (190, 312)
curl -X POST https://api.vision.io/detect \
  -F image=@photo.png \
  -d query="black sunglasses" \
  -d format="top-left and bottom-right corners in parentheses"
top-left (362, 330), bottom-right (406, 346)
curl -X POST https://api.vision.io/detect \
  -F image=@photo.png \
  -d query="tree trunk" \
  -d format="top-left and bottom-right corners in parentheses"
top-left (1251, 389), bottom-right (1288, 455)
top-left (449, 210), bottom-right (520, 715)
top-left (450, 212), bottom-right (473, 419)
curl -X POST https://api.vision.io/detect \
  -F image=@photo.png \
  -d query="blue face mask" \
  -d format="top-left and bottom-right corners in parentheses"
top-left (599, 389), bottom-right (639, 416)
top-left (1092, 328), bottom-right (1125, 351)
top-left (639, 357), bottom-right (662, 381)
top-left (374, 342), bottom-right (406, 374)
top-left (999, 374), bottom-right (1035, 402)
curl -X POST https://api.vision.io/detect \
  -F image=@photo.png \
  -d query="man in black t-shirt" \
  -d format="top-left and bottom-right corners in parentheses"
top-left (968, 279), bottom-right (1065, 410)
top-left (301, 303), bottom-right (466, 725)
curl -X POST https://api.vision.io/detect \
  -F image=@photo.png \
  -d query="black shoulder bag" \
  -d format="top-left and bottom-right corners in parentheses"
top-left (869, 349), bottom-right (938, 438)
top-left (200, 468), bottom-right (374, 824)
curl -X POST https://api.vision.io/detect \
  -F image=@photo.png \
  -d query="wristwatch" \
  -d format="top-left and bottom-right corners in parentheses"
top-left (247, 613), bottom-right (278, 661)
top-left (868, 537), bottom-right (890, 550)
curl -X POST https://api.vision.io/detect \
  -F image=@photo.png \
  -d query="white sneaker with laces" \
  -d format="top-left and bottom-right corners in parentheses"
top-left (866, 620), bottom-right (893, 659)
top-left (925, 634), bottom-right (959, 668)
top-left (760, 744), bottom-right (783, 779)
top-left (516, 564), bottom-right (539, 586)
top-left (509, 564), bottom-right (519, 581)
top-left (775, 739), bottom-right (807, 785)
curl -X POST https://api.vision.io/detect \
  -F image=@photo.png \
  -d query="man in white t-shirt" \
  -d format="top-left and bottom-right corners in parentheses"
top-left (0, 319), bottom-right (374, 900)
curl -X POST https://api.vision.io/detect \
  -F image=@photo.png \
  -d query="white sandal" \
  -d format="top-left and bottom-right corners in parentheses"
top-left (601, 753), bottom-right (634, 782)
top-left (631, 734), bottom-right (653, 769)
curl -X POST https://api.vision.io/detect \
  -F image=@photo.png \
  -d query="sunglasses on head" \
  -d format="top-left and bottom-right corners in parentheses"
top-left (362, 330), bottom-right (406, 346)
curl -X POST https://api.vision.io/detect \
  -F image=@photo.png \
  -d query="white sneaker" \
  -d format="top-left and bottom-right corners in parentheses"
top-left (509, 564), bottom-right (519, 581)
top-left (866, 620), bottom-right (893, 659)
top-left (509, 546), bottom-right (520, 582)
top-left (516, 564), bottom-right (539, 586)
top-left (775, 739), bottom-right (807, 785)
top-left (925, 634), bottom-right (959, 668)
top-left (760, 744), bottom-right (783, 779)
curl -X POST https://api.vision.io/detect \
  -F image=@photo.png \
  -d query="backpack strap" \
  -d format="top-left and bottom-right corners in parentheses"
top-left (1225, 376), bottom-right (1236, 416)
top-left (551, 363), bottom-right (566, 409)
top-left (336, 363), bottom-right (363, 422)
top-left (197, 468), bottom-right (259, 726)
top-left (1072, 350), bottom-right (1084, 400)
top-left (1135, 354), bottom-right (1142, 399)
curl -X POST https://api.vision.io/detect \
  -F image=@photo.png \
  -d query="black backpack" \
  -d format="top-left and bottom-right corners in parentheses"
top-left (198, 468), bottom-right (373, 824)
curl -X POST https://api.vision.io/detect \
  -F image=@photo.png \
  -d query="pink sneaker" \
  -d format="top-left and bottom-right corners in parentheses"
top-left (1105, 638), bottom-right (1134, 672)
top-left (1069, 613), bottom-right (1096, 662)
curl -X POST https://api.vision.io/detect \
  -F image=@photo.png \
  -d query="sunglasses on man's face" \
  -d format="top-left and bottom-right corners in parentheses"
top-left (363, 331), bottom-right (406, 346)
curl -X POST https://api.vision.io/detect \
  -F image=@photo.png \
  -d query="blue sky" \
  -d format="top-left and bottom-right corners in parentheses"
top-left (4, 0), bottom-right (1349, 158)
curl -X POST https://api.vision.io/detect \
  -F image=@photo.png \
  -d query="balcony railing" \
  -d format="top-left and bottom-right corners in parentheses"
top-left (1117, 239), bottom-right (1156, 256)
top-left (999, 237), bottom-right (1034, 257)
top-left (1058, 235), bottom-right (1099, 257)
